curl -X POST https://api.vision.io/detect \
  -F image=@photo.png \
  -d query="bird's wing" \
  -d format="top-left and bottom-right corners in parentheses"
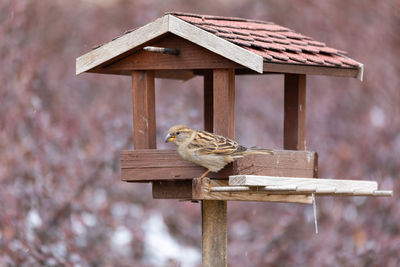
top-left (188, 131), bottom-right (247, 155)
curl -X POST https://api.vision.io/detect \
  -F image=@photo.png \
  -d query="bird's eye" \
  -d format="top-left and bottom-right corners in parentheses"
top-left (176, 131), bottom-right (180, 135)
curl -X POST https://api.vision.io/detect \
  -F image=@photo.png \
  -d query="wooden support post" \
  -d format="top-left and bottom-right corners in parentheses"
top-left (284, 74), bottom-right (306, 150)
top-left (213, 69), bottom-right (235, 138)
top-left (132, 70), bottom-right (156, 149)
top-left (201, 69), bottom-right (234, 267)
top-left (202, 200), bottom-right (227, 266)
top-left (204, 70), bottom-right (213, 132)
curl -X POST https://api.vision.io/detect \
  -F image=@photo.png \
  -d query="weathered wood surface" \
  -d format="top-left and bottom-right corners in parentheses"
top-left (76, 16), bottom-right (170, 75)
top-left (152, 180), bottom-right (192, 199)
top-left (121, 149), bottom-right (317, 181)
top-left (104, 35), bottom-right (242, 72)
top-left (154, 70), bottom-right (195, 80)
top-left (193, 178), bottom-right (312, 204)
top-left (284, 74), bottom-right (306, 150)
top-left (221, 175), bottom-right (393, 197)
top-left (201, 200), bottom-right (227, 267)
top-left (230, 175), bottom-right (377, 190)
top-left (169, 15), bottom-right (263, 73)
top-left (153, 176), bottom-right (392, 200)
top-left (132, 71), bottom-right (156, 149)
top-left (209, 185), bottom-right (392, 197)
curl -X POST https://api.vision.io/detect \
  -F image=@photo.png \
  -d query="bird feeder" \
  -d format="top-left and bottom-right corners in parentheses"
top-left (76, 12), bottom-right (392, 266)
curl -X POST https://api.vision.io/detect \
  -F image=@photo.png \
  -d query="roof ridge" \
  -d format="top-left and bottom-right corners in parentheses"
top-left (166, 11), bottom-right (275, 25)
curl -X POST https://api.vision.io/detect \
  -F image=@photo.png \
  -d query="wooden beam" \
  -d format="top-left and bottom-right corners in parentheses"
top-left (193, 178), bottom-right (312, 204)
top-left (284, 74), bottom-right (306, 150)
top-left (121, 149), bottom-right (317, 181)
top-left (263, 62), bottom-right (360, 79)
top-left (154, 70), bottom-right (195, 80)
top-left (152, 180), bottom-right (192, 199)
top-left (132, 71), bottom-right (156, 149)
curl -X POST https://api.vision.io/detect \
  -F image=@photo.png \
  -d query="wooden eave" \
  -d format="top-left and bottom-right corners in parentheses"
top-left (263, 62), bottom-right (361, 79)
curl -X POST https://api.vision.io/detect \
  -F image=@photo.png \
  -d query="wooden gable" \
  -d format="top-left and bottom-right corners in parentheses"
top-left (102, 34), bottom-right (244, 77)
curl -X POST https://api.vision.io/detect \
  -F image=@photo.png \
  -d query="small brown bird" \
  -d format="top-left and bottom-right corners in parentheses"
top-left (165, 125), bottom-right (274, 178)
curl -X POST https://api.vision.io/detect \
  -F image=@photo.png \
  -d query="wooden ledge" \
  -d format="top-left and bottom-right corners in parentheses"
top-left (227, 175), bottom-right (392, 197)
top-left (121, 149), bottom-right (318, 182)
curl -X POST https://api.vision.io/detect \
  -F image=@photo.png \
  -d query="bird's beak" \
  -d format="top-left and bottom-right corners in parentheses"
top-left (165, 134), bottom-right (175, 143)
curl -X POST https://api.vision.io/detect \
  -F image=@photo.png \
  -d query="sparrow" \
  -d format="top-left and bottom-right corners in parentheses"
top-left (165, 125), bottom-right (274, 178)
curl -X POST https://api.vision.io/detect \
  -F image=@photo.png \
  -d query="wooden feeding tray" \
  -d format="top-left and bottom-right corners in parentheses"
top-left (122, 149), bottom-right (392, 204)
top-left (122, 149), bottom-right (319, 204)
top-left (194, 175), bottom-right (392, 202)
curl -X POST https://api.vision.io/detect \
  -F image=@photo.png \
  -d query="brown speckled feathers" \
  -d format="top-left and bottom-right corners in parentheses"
top-left (165, 125), bottom-right (274, 176)
top-left (187, 130), bottom-right (247, 156)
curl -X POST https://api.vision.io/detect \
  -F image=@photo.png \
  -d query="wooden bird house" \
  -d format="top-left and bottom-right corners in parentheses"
top-left (76, 12), bottom-right (392, 267)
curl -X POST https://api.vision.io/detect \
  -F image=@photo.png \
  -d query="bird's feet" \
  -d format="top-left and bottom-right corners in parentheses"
top-left (199, 169), bottom-right (211, 179)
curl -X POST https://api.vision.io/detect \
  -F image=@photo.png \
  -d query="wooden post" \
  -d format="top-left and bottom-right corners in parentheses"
top-left (202, 200), bottom-right (227, 265)
top-left (204, 70), bottom-right (213, 132)
top-left (284, 74), bottom-right (306, 150)
top-left (202, 69), bottom-right (234, 267)
top-left (132, 70), bottom-right (156, 149)
top-left (213, 69), bottom-right (235, 138)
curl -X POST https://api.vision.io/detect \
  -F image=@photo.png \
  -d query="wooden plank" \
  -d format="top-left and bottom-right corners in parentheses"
top-left (213, 69), bottom-right (235, 138)
top-left (103, 35), bottom-right (242, 72)
top-left (193, 178), bottom-right (312, 204)
top-left (76, 15), bottom-right (170, 75)
top-left (202, 199), bottom-right (227, 267)
top-left (82, 68), bottom-right (196, 80)
top-left (208, 185), bottom-right (393, 197)
top-left (169, 15), bottom-right (263, 73)
top-left (229, 175), bottom-right (378, 191)
top-left (132, 71), bottom-right (156, 149)
top-left (152, 180), bottom-right (192, 199)
top-left (120, 149), bottom-right (317, 181)
top-left (154, 70), bottom-right (195, 80)
top-left (263, 62), bottom-right (360, 79)
top-left (203, 70), bottom-right (214, 132)
top-left (284, 74), bottom-right (306, 150)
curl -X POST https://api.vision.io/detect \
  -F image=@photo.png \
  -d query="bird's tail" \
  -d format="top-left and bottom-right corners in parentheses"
top-left (245, 148), bottom-right (275, 155)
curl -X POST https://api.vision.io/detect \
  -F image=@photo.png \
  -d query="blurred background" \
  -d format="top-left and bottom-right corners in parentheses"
top-left (1, 0), bottom-right (399, 266)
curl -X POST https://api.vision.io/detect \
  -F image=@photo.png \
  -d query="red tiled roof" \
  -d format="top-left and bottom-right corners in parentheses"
top-left (168, 12), bottom-right (360, 68)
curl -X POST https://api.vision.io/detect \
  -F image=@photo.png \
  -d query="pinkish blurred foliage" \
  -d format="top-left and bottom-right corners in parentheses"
top-left (1, 0), bottom-right (399, 266)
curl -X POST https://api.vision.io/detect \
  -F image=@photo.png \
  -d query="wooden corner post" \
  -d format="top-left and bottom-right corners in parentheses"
top-left (284, 74), bottom-right (306, 150)
top-left (132, 70), bottom-right (156, 149)
top-left (202, 69), bottom-right (234, 267)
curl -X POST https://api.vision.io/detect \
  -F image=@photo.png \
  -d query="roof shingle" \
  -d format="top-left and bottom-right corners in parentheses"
top-left (168, 12), bottom-right (360, 69)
